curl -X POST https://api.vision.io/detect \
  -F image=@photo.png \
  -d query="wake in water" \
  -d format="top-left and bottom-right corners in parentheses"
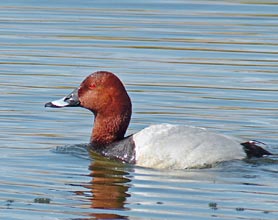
top-left (51, 143), bottom-right (91, 160)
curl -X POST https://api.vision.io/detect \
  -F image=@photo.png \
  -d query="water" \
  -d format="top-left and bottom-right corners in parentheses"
top-left (0, 0), bottom-right (277, 219)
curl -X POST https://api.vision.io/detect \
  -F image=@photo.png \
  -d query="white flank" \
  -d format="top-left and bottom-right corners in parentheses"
top-left (133, 124), bottom-right (246, 169)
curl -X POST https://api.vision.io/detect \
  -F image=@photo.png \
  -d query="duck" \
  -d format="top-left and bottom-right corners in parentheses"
top-left (45, 71), bottom-right (272, 169)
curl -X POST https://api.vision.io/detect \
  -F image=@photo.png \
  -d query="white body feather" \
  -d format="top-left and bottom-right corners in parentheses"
top-left (133, 124), bottom-right (246, 169)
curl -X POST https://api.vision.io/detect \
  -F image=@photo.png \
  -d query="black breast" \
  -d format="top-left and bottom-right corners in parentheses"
top-left (90, 135), bottom-right (136, 164)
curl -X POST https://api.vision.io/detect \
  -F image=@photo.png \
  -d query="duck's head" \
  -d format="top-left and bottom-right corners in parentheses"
top-left (45, 71), bottom-right (132, 146)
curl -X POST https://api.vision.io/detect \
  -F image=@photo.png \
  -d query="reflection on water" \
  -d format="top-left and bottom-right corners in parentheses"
top-left (88, 156), bottom-right (130, 209)
top-left (78, 155), bottom-right (131, 219)
top-left (0, 0), bottom-right (277, 219)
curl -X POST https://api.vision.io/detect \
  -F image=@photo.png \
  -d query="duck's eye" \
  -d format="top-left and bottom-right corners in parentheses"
top-left (89, 84), bottom-right (96, 90)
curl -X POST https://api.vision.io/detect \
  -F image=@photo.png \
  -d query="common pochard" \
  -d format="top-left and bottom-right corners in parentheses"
top-left (45, 71), bottom-right (272, 169)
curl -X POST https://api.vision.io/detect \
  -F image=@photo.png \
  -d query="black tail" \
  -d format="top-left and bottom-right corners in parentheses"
top-left (241, 141), bottom-right (272, 158)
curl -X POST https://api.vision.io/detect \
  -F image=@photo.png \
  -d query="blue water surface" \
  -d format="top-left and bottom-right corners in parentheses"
top-left (0, 0), bottom-right (277, 219)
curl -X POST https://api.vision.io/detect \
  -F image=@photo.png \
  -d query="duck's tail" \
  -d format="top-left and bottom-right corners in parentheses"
top-left (241, 140), bottom-right (273, 158)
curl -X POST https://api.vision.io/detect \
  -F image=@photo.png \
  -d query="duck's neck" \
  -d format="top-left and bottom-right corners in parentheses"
top-left (90, 109), bottom-right (131, 149)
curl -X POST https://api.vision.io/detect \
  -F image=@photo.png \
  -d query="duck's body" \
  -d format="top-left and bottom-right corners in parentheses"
top-left (134, 124), bottom-right (246, 169)
top-left (45, 71), bottom-right (272, 169)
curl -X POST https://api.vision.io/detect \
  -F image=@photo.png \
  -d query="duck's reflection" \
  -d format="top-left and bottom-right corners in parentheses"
top-left (88, 160), bottom-right (131, 209)
top-left (75, 152), bottom-right (132, 219)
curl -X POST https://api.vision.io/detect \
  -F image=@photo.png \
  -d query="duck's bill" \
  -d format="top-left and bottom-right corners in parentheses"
top-left (45, 88), bottom-right (80, 108)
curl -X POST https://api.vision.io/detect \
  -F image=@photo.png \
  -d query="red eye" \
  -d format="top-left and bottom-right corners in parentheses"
top-left (89, 84), bottom-right (96, 90)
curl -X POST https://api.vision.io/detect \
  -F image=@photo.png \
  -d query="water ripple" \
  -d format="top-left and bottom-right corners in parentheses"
top-left (0, 0), bottom-right (277, 219)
